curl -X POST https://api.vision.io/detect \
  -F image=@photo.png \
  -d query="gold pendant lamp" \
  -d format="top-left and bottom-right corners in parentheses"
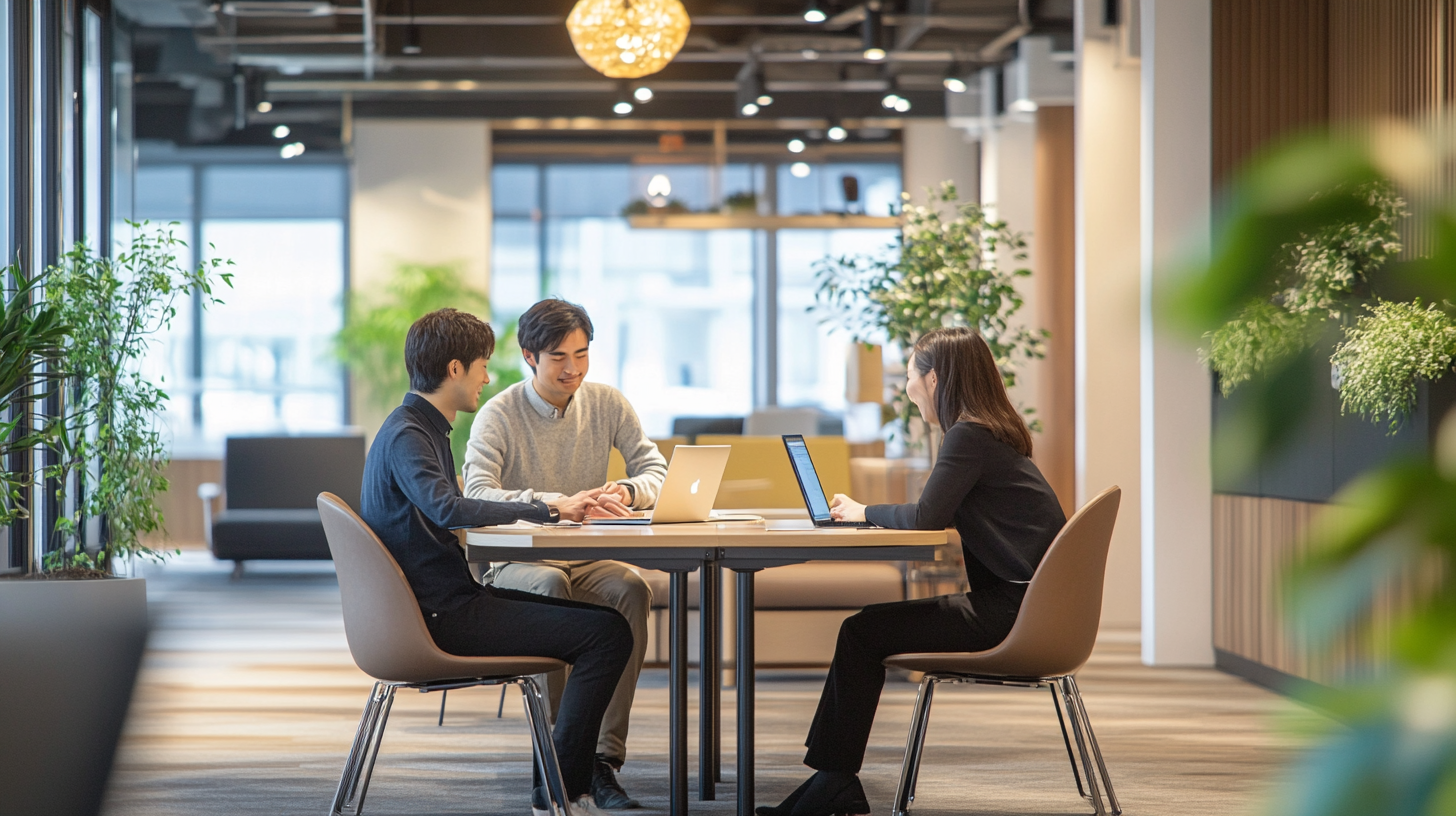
top-left (565, 0), bottom-right (692, 79)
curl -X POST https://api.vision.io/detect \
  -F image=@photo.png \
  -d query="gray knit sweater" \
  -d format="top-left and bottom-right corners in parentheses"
top-left (461, 380), bottom-right (667, 509)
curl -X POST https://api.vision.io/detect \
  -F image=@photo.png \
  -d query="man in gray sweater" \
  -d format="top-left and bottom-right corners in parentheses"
top-left (463, 298), bottom-right (666, 811)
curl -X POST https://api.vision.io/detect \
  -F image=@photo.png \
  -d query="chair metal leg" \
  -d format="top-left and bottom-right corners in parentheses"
top-left (892, 675), bottom-right (938, 816)
top-left (520, 677), bottom-right (573, 816)
top-left (1056, 677), bottom-right (1107, 816)
top-left (330, 682), bottom-right (397, 816)
top-left (1065, 676), bottom-right (1121, 816)
top-left (438, 689), bottom-right (448, 726)
top-left (1049, 682), bottom-right (1089, 800)
top-left (498, 684), bottom-right (508, 718)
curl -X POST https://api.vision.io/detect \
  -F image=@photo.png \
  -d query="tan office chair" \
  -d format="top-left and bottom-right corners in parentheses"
top-left (317, 492), bottom-right (572, 816)
top-left (884, 486), bottom-right (1123, 816)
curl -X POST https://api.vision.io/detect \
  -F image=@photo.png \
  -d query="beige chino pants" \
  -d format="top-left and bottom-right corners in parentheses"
top-left (491, 560), bottom-right (652, 764)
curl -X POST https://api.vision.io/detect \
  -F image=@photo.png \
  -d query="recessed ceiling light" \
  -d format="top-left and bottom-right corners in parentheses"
top-left (787, 138), bottom-right (806, 153)
top-left (826, 125), bottom-right (848, 142)
top-left (790, 162), bottom-right (812, 178)
top-left (633, 86), bottom-right (654, 102)
top-left (757, 94), bottom-right (774, 106)
top-left (280, 142), bottom-right (306, 159)
top-left (894, 97), bottom-right (912, 112)
top-left (863, 47), bottom-right (886, 61)
top-left (943, 77), bottom-right (968, 93)
top-left (272, 124), bottom-right (290, 139)
top-left (803, 2), bottom-right (827, 23)
top-left (255, 100), bottom-right (273, 113)
top-left (881, 93), bottom-right (900, 109)
top-left (741, 102), bottom-right (760, 116)
top-left (613, 100), bottom-right (634, 115)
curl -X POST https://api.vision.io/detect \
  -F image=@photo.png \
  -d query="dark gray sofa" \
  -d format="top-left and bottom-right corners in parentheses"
top-left (201, 435), bottom-right (366, 576)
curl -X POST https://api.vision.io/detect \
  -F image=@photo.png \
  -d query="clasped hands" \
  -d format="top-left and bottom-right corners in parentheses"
top-left (547, 482), bottom-right (636, 522)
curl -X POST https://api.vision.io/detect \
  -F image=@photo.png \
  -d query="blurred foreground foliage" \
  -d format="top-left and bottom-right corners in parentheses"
top-left (1172, 121), bottom-right (1456, 816)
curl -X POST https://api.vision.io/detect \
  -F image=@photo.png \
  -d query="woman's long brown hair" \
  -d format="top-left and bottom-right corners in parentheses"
top-left (912, 327), bottom-right (1033, 457)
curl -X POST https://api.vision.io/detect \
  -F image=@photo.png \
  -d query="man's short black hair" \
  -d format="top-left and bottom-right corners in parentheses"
top-left (518, 299), bottom-right (594, 369)
top-left (405, 308), bottom-right (496, 393)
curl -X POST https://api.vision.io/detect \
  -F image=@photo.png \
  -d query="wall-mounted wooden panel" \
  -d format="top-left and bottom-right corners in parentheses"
top-left (1212, 0), bottom-right (1329, 188)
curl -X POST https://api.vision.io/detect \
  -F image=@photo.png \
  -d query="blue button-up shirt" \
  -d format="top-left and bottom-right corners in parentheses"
top-left (360, 392), bottom-right (550, 616)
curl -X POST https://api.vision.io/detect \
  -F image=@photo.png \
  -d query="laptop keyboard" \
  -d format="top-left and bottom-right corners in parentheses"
top-left (816, 520), bottom-right (876, 528)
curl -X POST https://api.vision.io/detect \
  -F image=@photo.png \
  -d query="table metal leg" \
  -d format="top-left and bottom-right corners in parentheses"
top-left (670, 570), bottom-right (690, 816)
top-left (711, 565), bottom-right (723, 783)
top-left (735, 568), bottom-right (759, 816)
top-left (699, 562), bottom-right (717, 800)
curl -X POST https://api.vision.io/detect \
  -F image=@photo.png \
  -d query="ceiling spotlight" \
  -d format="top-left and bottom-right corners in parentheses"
top-left (736, 61), bottom-right (768, 117)
top-left (862, 2), bottom-right (885, 60)
top-left (757, 94), bottom-right (774, 106)
top-left (741, 102), bottom-right (760, 116)
top-left (787, 138), bottom-right (806, 153)
top-left (790, 161), bottom-right (812, 178)
top-left (943, 76), bottom-right (968, 93)
top-left (633, 86), bottom-right (654, 102)
top-left (802, 48), bottom-right (820, 60)
top-left (272, 124), bottom-right (290, 139)
top-left (894, 97), bottom-right (912, 112)
top-left (826, 125), bottom-right (848, 142)
top-left (279, 142), bottom-right (306, 159)
top-left (803, 1), bottom-right (827, 22)
top-left (402, 24), bottom-right (422, 55)
top-left (881, 93), bottom-right (901, 109)
top-left (614, 100), bottom-right (634, 115)
top-left (255, 100), bottom-right (273, 113)
top-left (1008, 99), bottom-right (1040, 113)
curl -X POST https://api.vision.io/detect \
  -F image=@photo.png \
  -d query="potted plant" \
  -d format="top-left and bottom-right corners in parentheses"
top-left (0, 222), bottom-right (231, 816)
top-left (335, 261), bottom-right (525, 465)
top-left (812, 181), bottom-right (1048, 456)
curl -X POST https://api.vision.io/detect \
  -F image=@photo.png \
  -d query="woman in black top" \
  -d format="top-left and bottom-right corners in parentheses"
top-left (758, 327), bottom-right (1067, 816)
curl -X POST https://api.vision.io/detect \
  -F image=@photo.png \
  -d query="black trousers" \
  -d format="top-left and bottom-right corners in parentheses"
top-left (803, 583), bottom-right (1026, 773)
top-left (429, 585), bottom-right (634, 798)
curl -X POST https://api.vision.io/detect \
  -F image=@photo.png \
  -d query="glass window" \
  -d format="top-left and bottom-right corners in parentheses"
top-left (778, 162), bottom-right (902, 217)
top-left (135, 161), bottom-right (349, 456)
top-left (777, 229), bottom-right (900, 410)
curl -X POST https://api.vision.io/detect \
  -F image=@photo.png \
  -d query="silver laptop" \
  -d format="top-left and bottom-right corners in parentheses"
top-left (587, 445), bottom-right (731, 525)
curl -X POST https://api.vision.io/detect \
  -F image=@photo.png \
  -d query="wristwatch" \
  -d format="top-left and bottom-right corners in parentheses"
top-left (545, 504), bottom-right (561, 524)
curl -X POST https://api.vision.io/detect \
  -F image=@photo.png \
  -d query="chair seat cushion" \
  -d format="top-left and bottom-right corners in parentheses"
top-left (404, 656), bottom-right (568, 684)
top-left (883, 650), bottom-right (1081, 679)
top-left (212, 509), bottom-right (332, 561)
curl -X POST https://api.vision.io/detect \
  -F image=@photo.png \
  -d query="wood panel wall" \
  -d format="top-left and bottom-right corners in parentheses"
top-left (1212, 0), bottom-right (1329, 187)
top-left (1213, 494), bottom-right (1435, 685)
top-left (143, 459), bottom-right (221, 551)
top-left (1033, 106), bottom-right (1076, 515)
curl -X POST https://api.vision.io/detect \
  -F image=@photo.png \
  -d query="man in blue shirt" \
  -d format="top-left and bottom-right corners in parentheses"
top-left (360, 308), bottom-right (632, 816)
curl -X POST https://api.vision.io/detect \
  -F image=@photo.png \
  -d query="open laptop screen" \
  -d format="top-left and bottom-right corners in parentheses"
top-left (783, 435), bottom-right (833, 520)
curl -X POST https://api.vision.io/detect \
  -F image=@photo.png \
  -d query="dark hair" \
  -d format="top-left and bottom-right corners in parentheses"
top-left (518, 298), bottom-right (594, 370)
top-left (405, 308), bottom-right (496, 393)
top-left (912, 327), bottom-right (1033, 457)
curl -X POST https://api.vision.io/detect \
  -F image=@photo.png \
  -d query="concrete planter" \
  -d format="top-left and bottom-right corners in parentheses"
top-left (0, 576), bottom-right (149, 816)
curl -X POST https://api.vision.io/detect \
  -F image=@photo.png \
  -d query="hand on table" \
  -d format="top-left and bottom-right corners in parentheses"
top-left (586, 492), bottom-right (634, 518)
top-left (830, 494), bottom-right (867, 522)
top-left (548, 490), bottom-right (603, 523)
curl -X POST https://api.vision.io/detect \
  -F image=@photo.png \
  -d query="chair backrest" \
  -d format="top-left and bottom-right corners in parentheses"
top-left (979, 486), bottom-right (1122, 678)
top-left (671, 416), bottom-right (744, 441)
top-left (316, 492), bottom-right (479, 683)
top-left (744, 407), bottom-right (820, 437)
top-left (227, 435), bottom-right (366, 510)
top-left (696, 435), bottom-right (852, 508)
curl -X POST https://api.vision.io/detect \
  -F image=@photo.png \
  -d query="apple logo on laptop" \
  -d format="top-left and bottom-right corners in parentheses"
top-left (690, 479), bottom-right (700, 494)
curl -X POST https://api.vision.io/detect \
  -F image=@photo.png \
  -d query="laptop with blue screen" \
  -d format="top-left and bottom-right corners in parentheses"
top-left (781, 434), bottom-right (875, 528)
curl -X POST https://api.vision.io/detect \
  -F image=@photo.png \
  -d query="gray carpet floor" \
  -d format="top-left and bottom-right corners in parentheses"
top-left (102, 552), bottom-right (1326, 816)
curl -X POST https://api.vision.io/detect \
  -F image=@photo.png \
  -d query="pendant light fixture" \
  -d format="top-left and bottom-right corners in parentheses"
top-left (566, 0), bottom-right (692, 79)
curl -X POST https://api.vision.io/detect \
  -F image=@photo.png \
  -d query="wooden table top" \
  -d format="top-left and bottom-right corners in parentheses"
top-left (464, 519), bottom-right (946, 550)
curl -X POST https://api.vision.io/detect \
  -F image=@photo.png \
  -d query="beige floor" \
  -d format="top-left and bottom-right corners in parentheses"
top-left (102, 552), bottom-right (1326, 816)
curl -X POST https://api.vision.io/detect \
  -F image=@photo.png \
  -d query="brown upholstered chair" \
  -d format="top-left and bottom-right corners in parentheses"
top-left (883, 486), bottom-right (1123, 816)
top-left (317, 492), bottom-right (572, 816)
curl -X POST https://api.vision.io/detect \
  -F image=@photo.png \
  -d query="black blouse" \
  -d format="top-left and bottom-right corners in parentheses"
top-left (865, 421), bottom-right (1066, 590)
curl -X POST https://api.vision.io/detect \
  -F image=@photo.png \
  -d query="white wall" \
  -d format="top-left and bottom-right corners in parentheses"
top-left (349, 119), bottom-right (493, 434)
top-left (981, 115), bottom-right (1042, 423)
top-left (1139, 0), bottom-right (1213, 666)
top-left (1076, 4), bottom-right (1144, 628)
top-left (902, 120), bottom-right (980, 205)
top-left (351, 119), bottom-right (492, 295)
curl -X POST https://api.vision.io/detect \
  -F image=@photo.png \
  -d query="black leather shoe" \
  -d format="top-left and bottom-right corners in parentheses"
top-left (756, 775), bottom-right (816, 816)
top-left (591, 755), bottom-right (642, 809)
top-left (767, 771), bottom-right (868, 816)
